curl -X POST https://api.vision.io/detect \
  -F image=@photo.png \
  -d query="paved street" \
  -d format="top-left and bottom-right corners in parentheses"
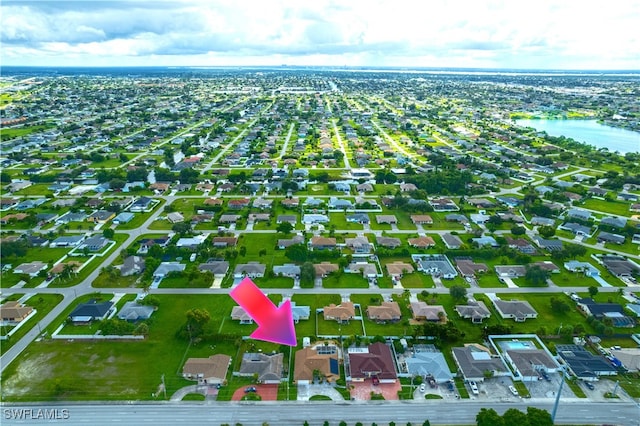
top-left (1, 400), bottom-right (638, 425)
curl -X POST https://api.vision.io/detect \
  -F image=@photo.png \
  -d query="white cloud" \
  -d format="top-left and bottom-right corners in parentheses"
top-left (1, 0), bottom-right (639, 69)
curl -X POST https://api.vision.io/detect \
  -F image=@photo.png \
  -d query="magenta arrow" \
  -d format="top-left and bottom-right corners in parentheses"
top-left (229, 277), bottom-right (297, 346)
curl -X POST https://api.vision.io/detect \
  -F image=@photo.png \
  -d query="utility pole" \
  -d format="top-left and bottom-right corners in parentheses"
top-left (551, 368), bottom-right (565, 422)
top-left (161, 374), bottom-right (167, 399)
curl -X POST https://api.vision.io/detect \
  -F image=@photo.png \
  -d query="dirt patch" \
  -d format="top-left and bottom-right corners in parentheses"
top-left (2, 353), bottom-right (56, 396)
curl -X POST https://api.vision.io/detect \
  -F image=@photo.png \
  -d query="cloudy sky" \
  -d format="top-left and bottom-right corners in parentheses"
top-left (2, 0), bottom-right (639, 70)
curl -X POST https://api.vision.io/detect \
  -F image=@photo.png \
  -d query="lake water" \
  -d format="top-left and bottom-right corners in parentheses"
top-left (515, 119), bottom-right (640, 154)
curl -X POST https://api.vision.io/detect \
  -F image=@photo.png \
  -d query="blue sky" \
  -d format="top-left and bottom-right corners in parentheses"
top-left (2, 0), bottom-right (639, 69)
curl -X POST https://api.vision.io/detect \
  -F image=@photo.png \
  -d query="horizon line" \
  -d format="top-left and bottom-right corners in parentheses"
top-left (2, 64), bottom-right (640, 73)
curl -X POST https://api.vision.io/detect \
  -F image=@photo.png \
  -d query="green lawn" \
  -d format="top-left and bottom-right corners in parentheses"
top-left (253, 275), bottom-right (294, 288)
top-left (581, 198), bottom-right (633, 216)
top-left (323, 272), bottom-right (369, 288)
top-left (317, 314), bottom-right (364, 337)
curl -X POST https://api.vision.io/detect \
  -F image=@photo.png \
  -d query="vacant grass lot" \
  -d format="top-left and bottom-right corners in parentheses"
top-left (581, 198), bottom-right (632, 216)
top-left (322, 272), bottom-right (369, 288)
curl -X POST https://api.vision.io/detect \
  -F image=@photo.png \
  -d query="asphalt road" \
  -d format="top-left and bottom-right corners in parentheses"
top-left (1, 400), bottom-right (638, 425)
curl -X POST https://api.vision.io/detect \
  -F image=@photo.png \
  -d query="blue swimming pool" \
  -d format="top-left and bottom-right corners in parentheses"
top-left (501, 340), bottom-right (534, 350)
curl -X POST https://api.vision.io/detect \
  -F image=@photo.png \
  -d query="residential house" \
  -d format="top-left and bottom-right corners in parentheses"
top-left (219, 214), bottom-right (241, 224)
top-left (408, 236), bottom-right (436, 248)
top-left (253, 198), bottom-right (274, 210)
top-left (375, 215), bottom-right (397, 225)
top-left (346, 213), bottom-right (370, 224)
top-left (348, 342), bottom-right (397, 383)
top-left (0, 301), bottom-right (33, 323)
top-left (455, 259), bottom-right (488, 278)
top-left (309, 236), bottom-right (337, 250)
top-left (442, 233), bottom-right (463, 249)
top-left (68, 299), bottom-right (113, 324)
top-left (120, 256), bottom-right (145, 276)
top-left (410, 301), bottom-right (447, 322)
top-left (601, 216), bottom-right (627, 229)
top-left (198, 261), bottom-right (229, 276)
top-left (506, 237), bottom-right (537, 254)
top-left (137, 236), bottom-right (170, 254)
top-left (455, 301), bottom-right (491, 323)
top-left (302, 214), bottom-right (329, 224)
top-left (597, 231), bottom-right (625, 245)
top-left (376, 236), bottom-right (401, 249)
top-left (531, 216), bottom-right (555, 227)
top-left (277, 235), bottom-right (304, 249)
top-left (282, 301), bottom-right (310, 323)
top-left (153, 262), bottom-right (186, 278)
top-left (346, 262), bottom-right (377, 278)
top-left (492, 299), bottom-right (538, 322)
top-left (273, 263), bottom-right (301, 278)
top-left (314, 262), bottom-right (339, 278)
top-left (228, 198), bottom-right (250, 210)
top-left (405, 345), bottom-right (455, 383)
top-left (80, 236), bottom-right (110, 251)
top-left (294, 346), bottom-right (340, 384)
top-left (233, 262), bottom-right (266, 278)
top-left (328, 197), bottom-right (353, 210)
top-left (276, 215), bottom-right (297, 225)
top-left (50, 235), bottom-right (84, 248)
top-left (472, 236), bottom-right (499, 247)
top-left (211, 237), bottom-right (237, 248)
top-left (117, 302), bottom-right (154, 321)
top-left (576, 298), bottom-right (634, 327)
top-left (237, 352), bottom-right (284, 384)
top-left (429, 198), bottom-right (459, 211)
top-left (445, 213), bottom-right (468, 224)
top-left (533, 236), bottom-right (564, 251)
top-left (452, 344), bottom-right (509, 382)
top-left (55, 211), bottom-right (88, 224)
top-left (366, 301), bottom-right (401, 323)
top-left (345, 236), bottom-right (372, 254)
top-left (167, 212), bottom-right (185, 223)
top-left (248, 213), bottom-right (270, 222)
top-left (323, 302), bottom-right (355, 323)
top-left (13, 261), bottom-right (47, 277)
top-left (567, 209), bottom-right (592, 221)
top-left (385, 261), bottom-right (414, 278)
top-left (599, 255), bottom-right (640, 278)
top-left (129, 196), bottom-right (154, 212)
top-left (556, 345), bottom-right (617, 380)
top-left (281, 198), bottom-right (300, 209)
top-left (412, 254), bottom-right (458, 279)
top-left (183, 354), bottom-right (231, 384)
top-left (112, 212), bottom-right (135, 224)
top-left (411, 215), bottom-right (433, 225)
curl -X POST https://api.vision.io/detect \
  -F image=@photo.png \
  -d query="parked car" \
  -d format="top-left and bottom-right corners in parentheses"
top-left (244, 386), bottom-right (257, 393)
top-left (469, 381), bottom-right (479, 395)
top-left (419, 383), bottom-right (426, 393)
top-left (447, 380), bottom-right (455, 392)
top-left (372, 376), bottom-right (380, 386)
top-left (585, 381), bottom-right (595, 390)
top-left (508, 385), bottom-right (519, 396)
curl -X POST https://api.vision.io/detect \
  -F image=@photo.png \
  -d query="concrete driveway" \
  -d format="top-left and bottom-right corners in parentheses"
top-left (231, 384), bottom-right (278, 401)
top-left (350, 381), bottom-right (401, 400)
top-left (297, 383), bottom-right (345, 401)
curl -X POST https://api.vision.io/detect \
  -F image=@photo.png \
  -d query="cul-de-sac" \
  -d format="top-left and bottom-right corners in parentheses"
top-left (0, 68), bottom-right (639, 424)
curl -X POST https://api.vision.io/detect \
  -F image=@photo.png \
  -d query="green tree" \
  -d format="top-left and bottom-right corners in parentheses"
top-left (588, 285), bottom-right (599, 298)
top-left (502, 408), bottom-right (529, 426)
top-left (102, 228), bottom-right (115, 239)
top-left (276, 221), bottom-right (294, 234)
top-left (550, 297), bottom-right (570, 314)
top-left (525, 407), bottom-right (553, 426)
top-left (511, 225), bottom-right (526, 235)
top-left (172, 221), bottom-right (191, 236)
top-left (524, 265), bottom-right (550, 286)
top-left (183, 308), bottom-right (211, 340)
top-left (476, 408), bottom-right (504, 426)
top-left (537, 225), bottom-right (556, 238)
top-left (300, 262), bottom-right (315, 288)
top-left (449, 285), bottom-right (467, 301)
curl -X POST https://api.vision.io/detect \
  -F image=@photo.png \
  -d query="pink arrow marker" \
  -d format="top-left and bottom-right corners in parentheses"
top-left (230, 277), bottom-right (297, 346)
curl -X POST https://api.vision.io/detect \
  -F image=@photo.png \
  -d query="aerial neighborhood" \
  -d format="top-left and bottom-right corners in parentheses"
top-left (1, 69), bottom-right (639, 412)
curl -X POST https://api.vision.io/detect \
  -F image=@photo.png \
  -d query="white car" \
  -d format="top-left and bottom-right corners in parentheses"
top-left (469, 381), bottom-right (479, 395)
top-left (419, 383), bottom-right (426, 393)
top-left (508, 385), bottom-right (519, 396)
